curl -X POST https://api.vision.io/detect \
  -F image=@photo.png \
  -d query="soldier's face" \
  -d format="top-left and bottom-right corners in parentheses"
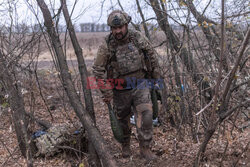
top-left (111, 24), bottom-right (128, 40)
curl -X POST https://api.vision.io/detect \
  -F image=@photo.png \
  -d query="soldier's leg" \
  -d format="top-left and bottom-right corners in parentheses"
top-left (134, 103), bottom-right (153, 145)
top-left (133, 88), bottom-right (153, 145)
top-left (113, 90), bottom-right (132, 157)
top-left (133, 88), bottom-right (156, 160)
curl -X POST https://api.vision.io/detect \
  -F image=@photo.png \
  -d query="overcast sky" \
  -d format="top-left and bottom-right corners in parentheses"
top-left (0, 0), bottom-right (210, 24)
top-left (12, 0), bottom-right (139, 25)
top-left (1, 0), bottom-right (246, 28)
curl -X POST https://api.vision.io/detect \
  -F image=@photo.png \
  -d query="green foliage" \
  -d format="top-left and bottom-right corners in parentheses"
top-left (1, 102), bottom-right (9, 108)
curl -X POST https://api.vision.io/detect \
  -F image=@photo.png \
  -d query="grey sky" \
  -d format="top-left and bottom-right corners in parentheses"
top-left (1, 0), bottom-right (246, 28)
top-left (0, 0), bottom-right (107, 25)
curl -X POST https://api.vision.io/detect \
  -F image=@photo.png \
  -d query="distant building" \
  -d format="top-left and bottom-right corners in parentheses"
top-left (80, 23), bottom-right (110, 32)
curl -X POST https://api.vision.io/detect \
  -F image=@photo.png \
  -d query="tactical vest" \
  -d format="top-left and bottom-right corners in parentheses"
top-left (105, 30), bottom-right (148, 79)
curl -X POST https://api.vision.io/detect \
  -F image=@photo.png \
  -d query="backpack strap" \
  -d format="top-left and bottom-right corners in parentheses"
top-left (105, 33), bottom-right (117, 78)
top-left (129, 31), bottom-right (153, 76)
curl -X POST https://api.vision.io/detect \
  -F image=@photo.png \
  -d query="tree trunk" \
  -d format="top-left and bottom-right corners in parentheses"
top-left (36, 0), bottom-right (117, 166)
top-left (60, 1), bottom-right (100, 166)
top-left (135, 0), bottom-right (150, 40)
top-left (0, 52), bottom-right (33, 167)
top-left (172, 53), bottom-right (187, 125)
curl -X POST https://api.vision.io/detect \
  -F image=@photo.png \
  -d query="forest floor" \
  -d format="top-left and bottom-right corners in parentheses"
top-left (0, 58), bottom-right (249, 167)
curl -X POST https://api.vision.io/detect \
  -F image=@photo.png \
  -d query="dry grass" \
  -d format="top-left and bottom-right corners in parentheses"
top-left (36, 32), bottom-right (108, 61)
top-left (36, 31), bottom-right (167, 61)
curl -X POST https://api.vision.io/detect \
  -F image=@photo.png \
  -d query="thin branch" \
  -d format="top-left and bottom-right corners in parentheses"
top-left (233, 141), bottom-right (249, 167)
top-left (195, 98), bottom-right (214, 116)
top-left (117, 0), bottom-right (140, 31)
top-left (201, 0), bottom-right (212, 16)
top-left (221, 28), bottom-right (250, 107)
top-left (211, 0), bottom-right (225, 114)
top-left (226, 11), bottom-right (250, 19)
top-left (219, 99), bottom-right (250, 121)
top-left (184, 0), bottom-right (217, 25)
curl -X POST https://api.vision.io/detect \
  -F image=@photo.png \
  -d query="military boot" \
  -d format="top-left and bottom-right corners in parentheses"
top-left (121, 142), bottom-right (131, 158)
top-left (139, 143), bottom-right (157, 161)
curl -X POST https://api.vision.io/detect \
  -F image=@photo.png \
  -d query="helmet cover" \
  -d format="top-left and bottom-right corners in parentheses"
top-left (107, 10), bottom-right (131, 27)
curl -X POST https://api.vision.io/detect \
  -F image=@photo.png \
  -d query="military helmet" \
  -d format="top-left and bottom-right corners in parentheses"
top-left (107, 10), bottom-right (131, 27)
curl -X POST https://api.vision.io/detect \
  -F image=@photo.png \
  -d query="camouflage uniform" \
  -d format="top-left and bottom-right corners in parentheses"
top-left (92, 11), bottom-right (160, 148)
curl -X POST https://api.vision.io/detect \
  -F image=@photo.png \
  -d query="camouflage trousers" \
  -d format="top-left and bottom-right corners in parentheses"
top-left (113, 86), bottom-right (153, 147)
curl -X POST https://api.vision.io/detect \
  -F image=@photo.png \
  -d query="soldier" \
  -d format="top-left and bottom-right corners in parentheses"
top-left (92, 10), bottom-right (161, 161)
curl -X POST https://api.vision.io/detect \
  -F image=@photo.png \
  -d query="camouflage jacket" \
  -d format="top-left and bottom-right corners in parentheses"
top-left (92, 29), bottom-right (160, 96)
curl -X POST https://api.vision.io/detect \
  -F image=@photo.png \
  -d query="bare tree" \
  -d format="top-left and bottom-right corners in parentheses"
top-left (183, 0), bottom-right (229, 72)
top-left (0, 51), bottom-right (33, 167)
top-left (60, 0), bottom-right (100, 166)
top-left (0, 1), bottom-right (46, 166)
top-left (36, 0), bottom-right (117, 166)
top-left (195, 27), bottom-right (249, 165)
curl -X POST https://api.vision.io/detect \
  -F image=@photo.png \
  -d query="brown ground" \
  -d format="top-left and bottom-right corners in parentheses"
top-left (0, 32), bottom-right (249, 167)
top-left (0, 61), bottom-right (249, 167)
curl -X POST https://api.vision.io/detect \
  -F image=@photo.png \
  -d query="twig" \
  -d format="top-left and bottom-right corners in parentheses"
top-left (201, 0), bottom-right (212, 16)
top-left (219, 140), bottom-right (229, 167)
top-left (241, 111), bottom-right (249, 120)
top-left (56, 145), bottom-right (88, 156)
top-left (219, 99), bottom-right (250, 121)
top-left (226, 11), bottom-right (250, 19)
top-left (1, 146), bottom-right (19, 167)
top-left (153, 40), bottom-right (168, 48)
top-left (185, 0), bottom-right (217, 25)
top-left (196, 98), bottom-right (213, 116)
top-left (34, 69), bottom-right (54, 121)
top-left (233, 142), bottom-right (249, 167)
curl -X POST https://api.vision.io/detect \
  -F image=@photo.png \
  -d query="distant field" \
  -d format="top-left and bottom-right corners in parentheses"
top-left (38, 32), bottom-right (108, 61)
top-left (37, 31), bottom-right (167, 61)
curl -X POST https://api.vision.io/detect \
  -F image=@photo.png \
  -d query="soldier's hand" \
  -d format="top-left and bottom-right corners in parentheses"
top-left (102, 90), bottom-right (113, 104)
top-left (102, 96), bottom-right (112, 104)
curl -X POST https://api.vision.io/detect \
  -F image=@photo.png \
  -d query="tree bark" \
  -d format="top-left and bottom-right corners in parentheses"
top-left (36, 1), bottom-right (117, 166)
top-left (60, 1), bottom-right (100, 166)
top-left (172, 52), bottom-right (187, 125)
top-left (0, 52), bottom-right (33, 167)
top-left (135, 0), bottom-right (150, 40)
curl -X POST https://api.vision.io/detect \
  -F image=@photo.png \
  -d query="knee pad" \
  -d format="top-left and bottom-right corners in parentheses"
top-left (135, 103), bottom-right (153, 129)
